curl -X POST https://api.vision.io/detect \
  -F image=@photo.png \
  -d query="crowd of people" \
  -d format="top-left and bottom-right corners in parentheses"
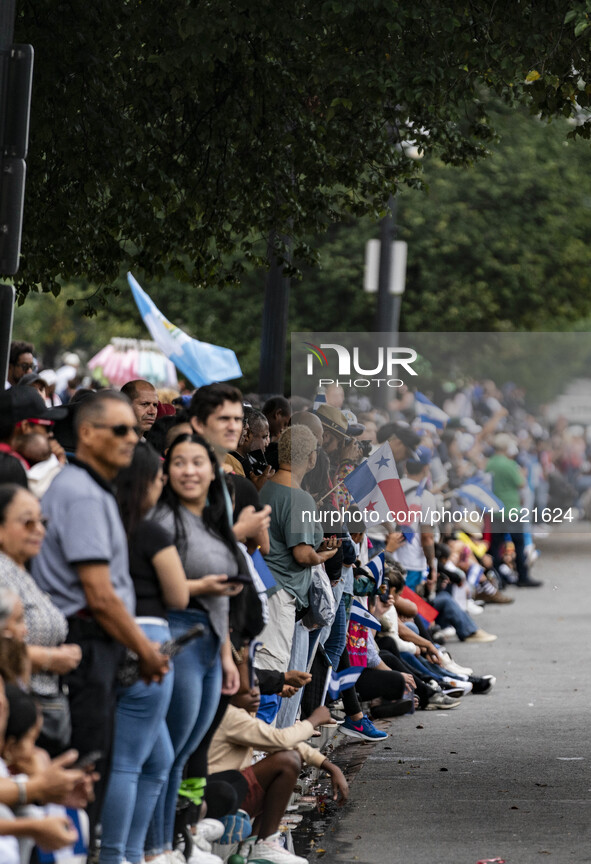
top-left (0, 340), bottom-right (584, 864)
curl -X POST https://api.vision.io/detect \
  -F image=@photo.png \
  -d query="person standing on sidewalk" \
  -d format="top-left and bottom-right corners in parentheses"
top-left (31, 391), bottom-right (169, 852)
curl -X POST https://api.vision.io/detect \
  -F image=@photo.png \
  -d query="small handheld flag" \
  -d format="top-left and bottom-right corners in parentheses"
top-left (327, 666), bottom-right (363, 700)
top-left (366, 552), bottom-right (385, 590)
top-left (350, 599), bottom-right (382, 631)
top-left (343, 442), bottom-right (410, 525)
top-left (251, 549), bottom-right (276, 591)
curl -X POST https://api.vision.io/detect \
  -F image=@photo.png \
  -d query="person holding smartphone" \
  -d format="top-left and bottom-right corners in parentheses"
top-left (145, 433), bottom-right (245, 860)
top-left (99, 443), bottom-right (189, 864)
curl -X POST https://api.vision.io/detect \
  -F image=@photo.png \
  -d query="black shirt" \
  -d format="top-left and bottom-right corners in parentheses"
top-left (129, 518), bottom-right (174, 618)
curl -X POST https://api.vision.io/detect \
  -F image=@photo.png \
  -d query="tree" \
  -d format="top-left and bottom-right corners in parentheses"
top-left (10, 1), bottom-right (591, 303)
top-left (12, 97), bottom-right (591, 392)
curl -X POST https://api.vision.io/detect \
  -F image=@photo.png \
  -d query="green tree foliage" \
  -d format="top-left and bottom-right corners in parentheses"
top-left (10, 0), bottom-right (591, 302)
top-left (12, 99), bottom-right (591, 393)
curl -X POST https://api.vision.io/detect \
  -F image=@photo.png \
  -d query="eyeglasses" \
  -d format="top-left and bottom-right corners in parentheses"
top-left (15, 516), bottom-right (49, 531)
top-left (91, 423), bottom-right (142, 438)
top-left (15, 362), bottom-right (38, 372)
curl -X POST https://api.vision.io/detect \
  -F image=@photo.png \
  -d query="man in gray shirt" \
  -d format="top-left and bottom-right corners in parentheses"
top-left (32, 390), bottom-right (169, 851)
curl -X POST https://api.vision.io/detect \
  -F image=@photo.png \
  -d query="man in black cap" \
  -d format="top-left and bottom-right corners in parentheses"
top-left (0, 387), bottom-right (67, 474)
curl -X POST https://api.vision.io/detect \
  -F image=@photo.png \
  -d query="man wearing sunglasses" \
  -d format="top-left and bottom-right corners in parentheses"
top-left (6, 340), bottom-right (37, 387)
top-left (31, 390), bottom-right (169, 852)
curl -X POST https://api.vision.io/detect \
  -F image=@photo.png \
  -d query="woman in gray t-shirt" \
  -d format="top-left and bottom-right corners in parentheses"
top-left (147, 433), bottom-right (244, 856)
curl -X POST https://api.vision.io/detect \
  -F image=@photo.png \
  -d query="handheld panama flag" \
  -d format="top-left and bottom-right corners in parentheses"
top-left (350, 599), bottom-right (381, 631)
top-left (414, 392), bottom-right (449, 429)
top-left (366, 552), bottom-right (385, 590)
top-left (327, 666), bottom-right (363, 700)
top-left (343, 442), bottom-right (411, 525)
top-left (128, 273), bottom-right (242, 387)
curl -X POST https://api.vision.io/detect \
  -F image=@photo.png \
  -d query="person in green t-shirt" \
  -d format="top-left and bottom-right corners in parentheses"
top-left (256, 425), bottom-right (340, 678)
top-left (486, 434), bottom-right (541, 588)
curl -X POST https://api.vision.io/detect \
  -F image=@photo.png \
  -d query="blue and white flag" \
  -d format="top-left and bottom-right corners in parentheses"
top-left (326, 666), bottom-right (363, 700)
top-left (128, 273), bottom-right (242, 388)
top-left (313, 392), bottom-right (327, 412)
top-left (251, 549), bottom-right (276, 591)
top-left (414, 392), bottom-right (449, 429)
top-left (455, 479), bottom-right (504, 514)
top-left (350, 599), bottom-right (381, 631)
top-left (366, 552), bottom-right (385, 589)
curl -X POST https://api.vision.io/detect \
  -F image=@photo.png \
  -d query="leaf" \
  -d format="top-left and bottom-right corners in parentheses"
top-left (525, 70), bottom-right (541, 83)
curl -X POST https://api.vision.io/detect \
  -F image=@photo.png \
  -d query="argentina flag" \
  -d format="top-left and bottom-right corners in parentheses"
top-left (128, 273), bottom-right (242, 387)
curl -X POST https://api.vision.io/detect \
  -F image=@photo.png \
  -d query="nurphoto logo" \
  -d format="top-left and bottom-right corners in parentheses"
top-left (302, 340), bottom-right (418, 389)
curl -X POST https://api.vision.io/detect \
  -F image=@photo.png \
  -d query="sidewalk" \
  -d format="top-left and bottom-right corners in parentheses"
top-left (292, 530), bottom-right (591, 864)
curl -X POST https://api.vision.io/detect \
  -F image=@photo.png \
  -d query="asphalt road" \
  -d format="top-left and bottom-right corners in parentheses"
top-left (313, 530), bottom-right (591, 864)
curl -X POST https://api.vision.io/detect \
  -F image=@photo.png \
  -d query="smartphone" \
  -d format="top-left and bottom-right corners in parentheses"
top-left (159, 623), bottom-right (205, 657)
top-left (225, 573), bottom-right (253, 585)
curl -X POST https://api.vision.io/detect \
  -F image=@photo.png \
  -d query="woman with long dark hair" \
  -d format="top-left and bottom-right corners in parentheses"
top-left (99, 443), bottom-right (189, 864)
top-left (145, 433), bottom-right (242, 860)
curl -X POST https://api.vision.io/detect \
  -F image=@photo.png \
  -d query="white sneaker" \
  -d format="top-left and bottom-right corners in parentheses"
top-left (185, 846), bottom-right (223, 864)
top-left (466, 599), bottom-right (484, 616)
top-left (195, 819), bottom-right (224, 844)
top-left (440, 652), bottom-right (473, 676)
top-left (248, 832), bottom-right (308, 863)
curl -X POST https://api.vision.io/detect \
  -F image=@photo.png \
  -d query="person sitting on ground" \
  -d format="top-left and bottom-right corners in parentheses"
top-left (381, 564), bottom-right (496, 695)
top-left (207, 661), bottom-right (348, 864)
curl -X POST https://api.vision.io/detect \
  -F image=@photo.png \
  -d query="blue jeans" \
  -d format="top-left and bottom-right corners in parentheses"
top-left (322, 594), bottom-right (348, 671)
top-left (145, 609), bottom-right (222, 855)
top-left (431, 591), bottom-right (477, 641)
top-left (99, 620), bottom-right (175, 864)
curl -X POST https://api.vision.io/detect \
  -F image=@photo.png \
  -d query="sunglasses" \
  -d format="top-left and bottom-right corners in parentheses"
top-left (16, 516), bottom-right (49, 531)
top-left (18, 417), bottom-right (54, 428)
top-left (15, 362), bottom-right (38, 372)
top-left (91, 423), bottom-right (142, 438)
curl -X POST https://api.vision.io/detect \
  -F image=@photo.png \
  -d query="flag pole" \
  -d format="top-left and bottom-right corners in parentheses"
top-left (315, 477), bottom-right (348, 505)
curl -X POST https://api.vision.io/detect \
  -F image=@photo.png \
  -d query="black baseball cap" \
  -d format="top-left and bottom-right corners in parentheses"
top-left (0, 387), bottom-right (67, 425)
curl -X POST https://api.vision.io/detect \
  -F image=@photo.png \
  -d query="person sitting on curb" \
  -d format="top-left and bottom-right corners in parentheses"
top-left (207, 661), bottom-right (348, 864)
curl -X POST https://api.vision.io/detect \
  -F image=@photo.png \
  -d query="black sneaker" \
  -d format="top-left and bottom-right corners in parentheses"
top-left (468, 674), bottom-right (496, 694)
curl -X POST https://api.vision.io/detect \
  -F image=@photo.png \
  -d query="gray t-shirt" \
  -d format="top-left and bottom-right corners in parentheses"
top-left (31, 462), bottom-right (135, 618)
top-left (259, 481), bottom-right (323, 609)
top-left (154, 504), bottom-right (236, 640)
